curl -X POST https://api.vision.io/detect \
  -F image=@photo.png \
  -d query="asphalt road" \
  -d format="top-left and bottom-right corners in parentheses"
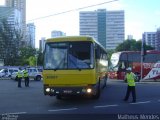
top-left (0, 79), bottom-right (160, 120)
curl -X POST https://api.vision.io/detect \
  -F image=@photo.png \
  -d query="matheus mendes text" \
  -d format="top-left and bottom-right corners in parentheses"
top-left (118, 114), bottom-right (159, 120)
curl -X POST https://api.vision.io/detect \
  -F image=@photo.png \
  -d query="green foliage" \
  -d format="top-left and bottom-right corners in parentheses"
top-left (0, 19), bottom-right (23, 65)
top-left (28, 56), bottom-right (36, 66)
top-left (18, 46), bottom-right (36, 66)
top-left (115, 39), bottom-right (154, 52)
top-left (18, 47), bottom-right (43, 66)
top-left (37, 50), bottom-right (44, 66)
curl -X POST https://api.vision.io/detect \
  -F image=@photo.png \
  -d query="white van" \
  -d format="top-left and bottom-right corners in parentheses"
top-left (0, 68), bottom-right (19, 78)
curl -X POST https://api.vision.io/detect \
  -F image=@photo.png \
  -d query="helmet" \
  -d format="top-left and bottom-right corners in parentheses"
top-left (126, 67), bottom-right (132, 71)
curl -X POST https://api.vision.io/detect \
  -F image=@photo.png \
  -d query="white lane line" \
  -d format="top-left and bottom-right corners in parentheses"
top-left (48, 108), bottom-right (78, 112)
top-left (130, 101), bottom-right (151, 105)
top-left (94, 104), bottom-right (119, 108)
top-left (2, 112), bottom-right (27, 115)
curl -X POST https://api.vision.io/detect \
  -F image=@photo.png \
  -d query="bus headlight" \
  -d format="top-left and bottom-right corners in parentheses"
top-left (86, 88), bottom-right (92, 93)
top-left (46, 88), bottom-right (50, 92)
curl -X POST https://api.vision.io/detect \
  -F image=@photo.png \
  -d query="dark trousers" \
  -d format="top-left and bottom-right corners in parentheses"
top-left (18, 77), bottom-right (22, 87)
top-left (124, 86), bottom-right (136, 102)
top-left (24, 77), bottom-right (29, 87)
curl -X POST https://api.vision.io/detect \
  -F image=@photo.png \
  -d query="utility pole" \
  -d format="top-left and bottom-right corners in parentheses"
top-left (140, 39), bottom-right (144, 81)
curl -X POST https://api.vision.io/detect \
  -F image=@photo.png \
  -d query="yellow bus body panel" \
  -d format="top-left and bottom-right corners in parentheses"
top-left (43, 69), bottom-right (96, 87)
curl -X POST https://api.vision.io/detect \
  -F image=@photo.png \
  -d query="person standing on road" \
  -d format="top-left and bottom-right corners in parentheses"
top-left (23, 68), bottom-right (29, 87)
top-left (17, 68), bottom-right (23, 88)
top-left (123, 67), bottom-right (136, 103)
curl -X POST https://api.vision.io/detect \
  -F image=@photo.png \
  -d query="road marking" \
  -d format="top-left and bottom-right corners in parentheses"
top-left (48, 108), bottom-right (78, 112)
top-left (94, 104), bottom-right (119, 108)
top-left (2, 112), bottom-right (27, 115)
top-left (130, 101), bottom-right (151, 105)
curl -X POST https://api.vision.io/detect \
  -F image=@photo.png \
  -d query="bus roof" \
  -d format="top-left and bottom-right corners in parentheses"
top-left (47, 36), bottom-right (93, 42)
top-left (46, 36), bottom-right (107, 53)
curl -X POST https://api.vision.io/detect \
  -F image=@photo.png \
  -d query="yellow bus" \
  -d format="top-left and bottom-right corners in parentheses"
top-left (43, 36), bottom-right (108, 99)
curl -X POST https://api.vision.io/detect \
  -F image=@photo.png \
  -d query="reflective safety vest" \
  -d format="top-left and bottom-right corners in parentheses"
top-left (126, 72), bottom-right (136, 86)
top-left (17, 71), bottom-right (23, 78)
top-left (23, 70), bottom-right (29, 77)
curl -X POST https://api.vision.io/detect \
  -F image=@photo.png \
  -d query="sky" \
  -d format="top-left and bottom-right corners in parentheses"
top-left (1, 0), bottom-right (160, 48)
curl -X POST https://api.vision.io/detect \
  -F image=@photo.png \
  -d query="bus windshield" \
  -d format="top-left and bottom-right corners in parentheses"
top-left (44, 41), bottom-right (94, 70)
top-left (109, 52), bottom-right (121, 71)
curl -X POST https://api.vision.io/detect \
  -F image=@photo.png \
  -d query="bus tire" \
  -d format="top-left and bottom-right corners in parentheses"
top-left (92, 82), bottom-right (100, 99)
top-left (35, 75), bottom-right (41, 81)
top-left (103, 76), bottom-right (108, 89)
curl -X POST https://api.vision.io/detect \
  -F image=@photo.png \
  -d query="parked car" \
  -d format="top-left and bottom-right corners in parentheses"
top-left (0, 68), bottom-right (19, 78)
top-left (11, 67), bottom-right (43, 81)
top-left (27, 67), bottom-right (42, 81)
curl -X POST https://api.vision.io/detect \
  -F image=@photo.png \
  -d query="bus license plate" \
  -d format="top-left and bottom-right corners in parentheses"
top-left (63, 90), bottom-right (72, 94)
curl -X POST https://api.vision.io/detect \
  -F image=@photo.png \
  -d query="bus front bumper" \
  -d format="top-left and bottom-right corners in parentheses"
top-left (44, 85), bottom-right (96, 96)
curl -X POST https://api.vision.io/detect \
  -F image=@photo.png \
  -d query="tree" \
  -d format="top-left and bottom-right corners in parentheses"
top-left (18, 46), bottom-right (36, 66)
top-left (0, 19), bottom-right (24, 65)
top-left (37, 50), bottom-right (44, 66)
top-left (28, 56), bottom-right (36, 66)
top-left (115, 39), bottom-right (154, 52)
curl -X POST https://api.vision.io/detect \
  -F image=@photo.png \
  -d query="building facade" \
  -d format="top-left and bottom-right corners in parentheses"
top-left (26, 23), bottom-right (35, 48)
top-left (80, 9), bottom-right (125, 50)
top-left (156, 28), bottom-right (160, 51)
top-left (142, 32), bottom-right (156, 49)
top-left (51, 30), bottom-right (66, 38)
top-left (39, 37), bottom-right (46, 53)
top-left (5, 0), bottom-right (26, 40)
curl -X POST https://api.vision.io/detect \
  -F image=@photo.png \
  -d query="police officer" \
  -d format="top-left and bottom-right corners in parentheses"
top-left (17, 68), bottom-right (23, 88)
top-left (123, 67), bottom-right (136, 103)
top-left (23, 68), bottom-right (29, 87)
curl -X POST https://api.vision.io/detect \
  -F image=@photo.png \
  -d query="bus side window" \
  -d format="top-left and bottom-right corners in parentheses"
top-left (121, 62), bottom-right (125, 69)
top-left (95, 45), bottom-right (101, 59)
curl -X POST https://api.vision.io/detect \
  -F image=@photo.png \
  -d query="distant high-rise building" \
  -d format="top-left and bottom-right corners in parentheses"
top-left (51, 30), bottom-right (66, 38)
top-left (26, 23), bottom-right (35, 48)
top-left (156, 28), bottom-right (160, 51)
top-left (142, 32), bottom-right (156, 50)
top-left (39, 37), bottom-right (46, 52)
top-left (80, 9), bottom-right (125, 50)
top-left (5, 0), bottom-right (26, 40)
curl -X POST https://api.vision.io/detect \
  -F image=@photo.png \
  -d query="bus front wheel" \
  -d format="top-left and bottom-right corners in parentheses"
top-left (92, 82), bottom-right (100, 99)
